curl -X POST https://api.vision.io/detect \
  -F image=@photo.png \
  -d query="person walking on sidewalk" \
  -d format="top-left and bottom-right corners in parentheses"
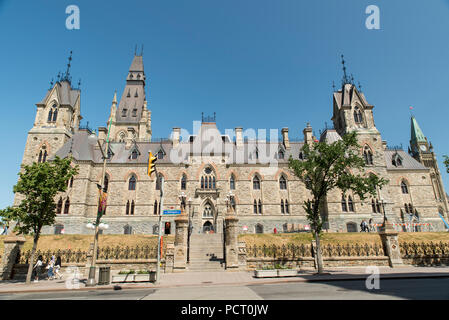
top-left (54, 256), bottom-right (63, 279)
top-left (47, 256), bottom-right (55, 280)
top-left (33, 255), bottom-right (43, 283)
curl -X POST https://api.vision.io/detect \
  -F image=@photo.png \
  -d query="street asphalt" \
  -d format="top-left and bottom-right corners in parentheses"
top-left (1, 277), bottom-right (448, 300)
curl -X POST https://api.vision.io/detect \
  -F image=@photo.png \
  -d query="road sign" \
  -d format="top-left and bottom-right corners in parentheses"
top-left (163, 210), bottom-right (181, 215)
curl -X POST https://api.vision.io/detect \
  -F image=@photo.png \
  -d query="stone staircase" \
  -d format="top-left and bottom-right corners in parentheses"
top-left (187, 233), bottom-right (225, 272)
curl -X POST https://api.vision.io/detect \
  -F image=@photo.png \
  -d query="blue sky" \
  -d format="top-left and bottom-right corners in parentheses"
top-left (0, 0), bottom-right (448, 208)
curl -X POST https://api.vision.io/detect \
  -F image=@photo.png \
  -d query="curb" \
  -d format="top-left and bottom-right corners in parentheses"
top-left (0, 272), bottom-right (448, 295)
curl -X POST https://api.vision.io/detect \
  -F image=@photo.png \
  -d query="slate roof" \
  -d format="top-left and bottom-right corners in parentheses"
top-left (384, 149), bottom-right (427, 170)
top-left (37, 80), bottom-right (80, 108)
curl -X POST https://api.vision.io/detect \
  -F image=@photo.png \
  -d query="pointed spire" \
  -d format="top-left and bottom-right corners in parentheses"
top-left (411, 116), bottom-right (426, 144)
top-left (112, 90), bottom-right (117, 104)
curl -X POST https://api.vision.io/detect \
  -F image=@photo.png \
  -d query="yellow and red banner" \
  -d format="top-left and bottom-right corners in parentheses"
top-left (97, 189), bottom-right (108, 216)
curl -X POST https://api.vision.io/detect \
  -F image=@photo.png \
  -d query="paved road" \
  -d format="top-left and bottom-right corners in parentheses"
top-left (1, 277), bottom-right (449, 300)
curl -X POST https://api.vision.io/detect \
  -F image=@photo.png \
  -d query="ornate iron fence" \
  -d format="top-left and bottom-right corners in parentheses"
top-left (247, 243), bottom-right (385, 258)
top-left (400, 241), bottom-right (449, 258)
top-left (97, 245), bottom-right (158, 260)
top-left (17, 245), bottom-right (158, 264)
top-left (320, 243), bottom-right (385, 257)
top-left (18, 249), bottom-right (87, 264)
top-left (247, 244), bottom-right (313, 258)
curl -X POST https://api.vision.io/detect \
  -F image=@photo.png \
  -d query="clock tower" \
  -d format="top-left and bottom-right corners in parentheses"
top-left (409, 115), bottom-right (449, 215)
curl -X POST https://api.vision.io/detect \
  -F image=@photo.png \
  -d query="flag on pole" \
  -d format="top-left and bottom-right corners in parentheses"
top-left (409, 106), bottom-right (414, 110)
top-left (97, 189), bottom-right (108, 217)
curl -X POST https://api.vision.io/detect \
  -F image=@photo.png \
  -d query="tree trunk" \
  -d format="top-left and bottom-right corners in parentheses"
top-left (25, 235), bottom-right (39, 284)
top-left (314, 231), bottom-right (324, 274)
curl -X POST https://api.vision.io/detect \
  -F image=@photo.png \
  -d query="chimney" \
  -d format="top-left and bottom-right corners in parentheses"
top-left (303, 122), bottom-right (313, 145)
top-left (172, 127), bottom-right (181, 148)
top-left (281, 128), bottom-right (290, 149)
top-left (235, 127), bottom-right (243, 148)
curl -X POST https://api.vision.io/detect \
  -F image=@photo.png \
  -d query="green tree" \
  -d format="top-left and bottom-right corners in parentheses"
top-left (444, 155), bottom-right (449, 174)
top-left (0, 157), bottom-right (78, 284)
top-left (288, 131), bottom-right (388, 274)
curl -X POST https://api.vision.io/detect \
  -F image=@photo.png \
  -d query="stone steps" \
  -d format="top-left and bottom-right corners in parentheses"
top-left (186, 233), bottom-right (225, 272)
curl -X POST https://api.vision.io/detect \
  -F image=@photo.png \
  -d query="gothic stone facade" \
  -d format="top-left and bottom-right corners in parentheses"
top-left (14, 54), bottom-right (449, 235)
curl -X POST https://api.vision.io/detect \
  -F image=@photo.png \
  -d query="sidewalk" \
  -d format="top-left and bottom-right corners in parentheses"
top-left (0, 266), bottom-right (448, 295)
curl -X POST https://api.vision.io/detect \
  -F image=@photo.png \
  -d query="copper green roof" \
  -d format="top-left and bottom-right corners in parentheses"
top-left (411, 116), bottom-right (426, 143)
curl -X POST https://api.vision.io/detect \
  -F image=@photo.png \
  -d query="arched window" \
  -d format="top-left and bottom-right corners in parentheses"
top-left (124, 225), bottom-right (132, 235)
top-left (258, 200), bottom-right (263, 214)
top-left (152, 225), bottom-right (159, 235)
top-left (131, 200), bottom-right (135, 215)
top-left (203, 203), bottom-right (213, 218)
top-left (48, 109), bottom-right (53, 122)
top-left (181, 174), bottom-right (187, 190)
top-left (201, 167), bottom-right (215, 189)
top-left (255, 224), bottom-right (264, 234)
top-left (230, 174), bottom-right (235, 190)
top-left (52, 108), bottom-right (58, 122)
top-left (230, 197), bottom-right (236, 211)
top-left (126, 200), bottom-right (130, 215)
top-left (341, 194), bottom-right (348, 212)
top-left (363, 146), bottom-right (373, 165)
top-left (353, 107), bottom-right (363, 124)
top-left (128, 175), bottom-right (137, 190)
top-left (281, 199), bottom-right (285, 214)
top-left (63, 198), bottom-right (70, 214)
top-left (118, 132), bottom-right (126, 142)
top-left (279, 176), bottom-right (287, 190)
top-left (154, 200), bottom-right (158, 215)
top-left (253, 176), bottom-right (260, 190)
top-left (56, 197), bottom-right (63, 214)
top-left (253, 200), bottom-right (258, 214)
top-left (372, 199), bottom-right (377, 213)
top-left (38, 148), bottom-right (48, 163)
top-left (285, 200), bottom-right (289, 214)
top-left (348, 196), bottom-right (354, 212)
top-left (401, 181), bottom-right (409, 194)
top-left (131, 149), bottom-right (138, 160)
top-left (157, 150), bottom-right (164, 159)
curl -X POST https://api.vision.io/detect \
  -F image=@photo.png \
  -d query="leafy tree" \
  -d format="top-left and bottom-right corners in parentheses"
top-left (289, 131), bottom-right (388, 273)
top-left (0, 157), bottom-right (78, 284)
top-left (444, 155), bottom-right (449, 174)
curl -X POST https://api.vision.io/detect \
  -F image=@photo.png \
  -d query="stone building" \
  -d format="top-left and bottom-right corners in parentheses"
top-left (14, 53), bottom-right (449, 235)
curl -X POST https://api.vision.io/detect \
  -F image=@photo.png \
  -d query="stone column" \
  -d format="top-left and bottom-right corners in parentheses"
top-left (238, 241), bottom-right (247, 269)
top-left (379, 220), bottom-right (404, 267)
top-left (164, 243), bottom-right (174, 273)
top-left (225, 215), bottom-right (239, 269)
top-left (0, 235), bottom-right (26, 280)
top-left (173, 215), bottom-right (188, 270)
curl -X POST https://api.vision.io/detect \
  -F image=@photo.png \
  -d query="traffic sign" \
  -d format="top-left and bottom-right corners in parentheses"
top-left (163, 210), bottom-right (181, 215)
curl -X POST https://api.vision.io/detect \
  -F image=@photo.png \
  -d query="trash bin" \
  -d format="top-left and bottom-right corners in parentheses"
top-left (98, 267), bottom-right (111, 285)
top-left (149, 271), bottom-right (156, 282)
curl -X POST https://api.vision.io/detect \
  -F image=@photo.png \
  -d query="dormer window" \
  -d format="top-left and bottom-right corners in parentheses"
top-left (392, 153), bottom-right (403, 167)
top-left (157, 150), bottom-right (164, 159)
top-left (132, 109), bottom-right (137, 117)
top-left (131, 149), bottom-right (138, 160)
top-left (278, 149), bottom-right (285, 160)
top-left (122, 108), bottom-right (127, 117)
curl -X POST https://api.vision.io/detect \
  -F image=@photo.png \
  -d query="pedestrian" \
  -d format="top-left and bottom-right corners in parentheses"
top-left (368, 218), bottom-right (373, 232)
top-left (47, 255), bottom-right (55, 280)
top-left (33, 255), bottom-right (43, 283)
top-left (360, 221), bottom-right (364, 232)
top-left (54, 256), bottom-right (63, 279)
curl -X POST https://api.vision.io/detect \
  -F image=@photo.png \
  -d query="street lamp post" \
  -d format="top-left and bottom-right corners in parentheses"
top-left (187, 197), bottom-right (192, 263)
top-left (86, 127), bottom-right (111, 287)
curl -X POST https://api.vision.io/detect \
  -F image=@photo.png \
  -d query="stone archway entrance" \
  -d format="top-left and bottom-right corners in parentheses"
top-left (202, 221), bottom-right (214, 233)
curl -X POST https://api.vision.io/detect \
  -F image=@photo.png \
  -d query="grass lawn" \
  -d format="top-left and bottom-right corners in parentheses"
top-left (0, 234), bottom-right (174, 253)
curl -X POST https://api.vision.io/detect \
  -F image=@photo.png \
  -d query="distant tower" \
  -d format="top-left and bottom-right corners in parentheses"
top-left (108, 52), bottom-right (152, 144)
top-left (409, 116), bottom-right (449, 215)
top-left (20, 52), bottom-right (81, 167)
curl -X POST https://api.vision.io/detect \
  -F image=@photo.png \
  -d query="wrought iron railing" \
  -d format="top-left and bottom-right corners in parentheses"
top-left (400, 241), bottom-right (449, 257)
